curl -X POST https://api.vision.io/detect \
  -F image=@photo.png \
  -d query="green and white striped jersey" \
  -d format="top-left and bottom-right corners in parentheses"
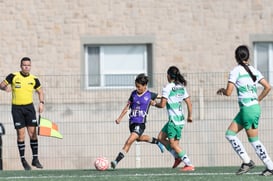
top-left (228, 65), bottom-right (263, 107)
top-left (162, 82), bottom-right (189, 126)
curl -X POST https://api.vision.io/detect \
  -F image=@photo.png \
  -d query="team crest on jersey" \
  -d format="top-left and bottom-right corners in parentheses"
top-left (144, 96), bottom-right (149, 101)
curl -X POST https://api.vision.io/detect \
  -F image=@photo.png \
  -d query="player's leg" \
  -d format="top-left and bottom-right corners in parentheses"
top-left (158, 123), bottom-right (182, 167)
top-left (111, 131), bottom-right (139, 169)
top-left (27, 126), bottom-right (43, 169)
top-left (243, 105), bottom-right (273, 176)
top-left (168, 138), bottom-right (194, 171)
top-left (12, 106), bottom-right (31, 170)
top-left (169, 123), bottom-right (194, 171)
top-left (170, 140), bottom-right (181, 168)
top-left (225, 119), bottom-right (254, 175)
top-left (137, 134), bottom-right (165, 153)
top-left (158, 130), bottom-right (169, 147)
top-left (25, 104), bottom-right (43, 169)
top-left (246, 129), bottom-right (273, 176)
top-left (16, 128), bottom-right (31, 170)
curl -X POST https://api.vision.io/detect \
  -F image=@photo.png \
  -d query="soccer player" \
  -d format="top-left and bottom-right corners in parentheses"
top-left (0, 57), bottom-right (44, 170)
top-left (217, 45), bottom-right (273, 176)
top-left (152, 66), bottom-right (194, 171)
top-left (111, 73), bottom-right (164, 169)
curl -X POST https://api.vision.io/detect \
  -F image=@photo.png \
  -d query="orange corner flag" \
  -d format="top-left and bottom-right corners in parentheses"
top-left (38, 117), bottom-right (63, 139)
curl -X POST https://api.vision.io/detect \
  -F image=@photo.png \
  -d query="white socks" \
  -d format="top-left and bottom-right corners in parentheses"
top-left (225, 134), bottom-right (251, 163)
top-left (226, 133), bottom-right (273, 170)
top-left (181, 153), bottom-right (192, 166)
top-left (251, 140), bottom-right (273, 170)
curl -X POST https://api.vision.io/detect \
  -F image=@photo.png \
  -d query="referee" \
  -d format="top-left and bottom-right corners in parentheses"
top-left (0, 57), bottom-right (44, 170)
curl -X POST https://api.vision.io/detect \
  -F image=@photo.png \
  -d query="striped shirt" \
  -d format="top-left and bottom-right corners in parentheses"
top-left (162, 82), bottom-right (189, 125)
top-left (228, 65), bottom-right (263, 107)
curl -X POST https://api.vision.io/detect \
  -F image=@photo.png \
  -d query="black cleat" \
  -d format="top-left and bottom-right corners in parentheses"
top-left (32, 158), bottom-right (43, 169)
top-left (21, 159), bottom-right (31, 170)
top-left (111, 161), bottom-right (117, 169)
top-left (236, 160), bottom-right (255, 175)
top-left (261, 168), bottom-right (273, 176)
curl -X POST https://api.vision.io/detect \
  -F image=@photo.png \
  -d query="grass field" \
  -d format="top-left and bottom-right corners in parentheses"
top-left (0, 166), bottom-right (272, 181)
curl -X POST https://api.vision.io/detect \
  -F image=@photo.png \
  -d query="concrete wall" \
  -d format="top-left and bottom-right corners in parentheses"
top-left (0, 0), bottom-right (273, 75)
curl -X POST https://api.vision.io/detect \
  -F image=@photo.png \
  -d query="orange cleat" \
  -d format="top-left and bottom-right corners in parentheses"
top-left (181, 165), bottom-right (195, 171)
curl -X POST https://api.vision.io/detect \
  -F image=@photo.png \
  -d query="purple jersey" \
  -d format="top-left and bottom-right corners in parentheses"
top-left (128, 90), bottom-right (157, 124)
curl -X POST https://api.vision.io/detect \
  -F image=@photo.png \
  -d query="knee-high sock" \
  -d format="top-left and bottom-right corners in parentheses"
top-left (17, 141), bottom-right (25, 160)
top-left (170, 149), bottom-right (178, 158)
top-left (30, 139), bottom-right (38, 160)
top-left (166, 144), bottom-right (178, 158)
top-left (115, 150), bottom-right (126, 163)
top-left (225, 130), bottom-right (251, 163)
top-left (249, 137), bottom-right (273, 170)
top-left (178, 150), bottom-right (192, 166)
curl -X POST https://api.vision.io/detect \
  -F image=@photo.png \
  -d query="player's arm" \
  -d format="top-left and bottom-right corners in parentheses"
top-left (0, 80), bottom-right (8, 91)
top-left (153, 97), bottom-right (167, 108)
top-left (156, 95), bottom-right (162, 99)
top-left (34, 78), bottom-right (44, 114)
top-left (0, 74), bottom-right (13, 92)
top-left (150, 92), bottom-right (160, 106)
top-left (217, 81), bottom-right (234, 96)
top-left (115, 102), bottom-right (130, 124)
top-left (184, 97), bottom-right (193, 122)
top-left (36, 87), bottom-right (44, 114)
top-left (258, 78), bottom-right (271, 102)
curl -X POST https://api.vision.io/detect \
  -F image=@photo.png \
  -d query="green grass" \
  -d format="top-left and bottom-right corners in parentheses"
top-left (0, 167), bottom-right (272, 181)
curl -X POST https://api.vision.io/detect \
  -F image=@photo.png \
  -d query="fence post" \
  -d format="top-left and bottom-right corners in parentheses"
top-left (199, 87), bottom-right (204, 120)
top-left (135, 142), bottom-right (140, 168)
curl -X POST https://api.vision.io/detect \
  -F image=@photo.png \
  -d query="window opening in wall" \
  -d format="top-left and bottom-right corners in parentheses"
top-left (85, 44), bottom-right (148, 88)
top-left (253, 42), bottom-right (273, 85)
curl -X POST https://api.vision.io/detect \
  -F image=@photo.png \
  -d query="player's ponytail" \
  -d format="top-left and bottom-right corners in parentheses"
top-left (167, 66), bottom-right (187, 86)
top-left (235, 45), bottom-right (257, 82)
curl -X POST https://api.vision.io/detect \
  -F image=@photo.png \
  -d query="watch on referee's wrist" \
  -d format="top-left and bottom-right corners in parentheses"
top-left (40, 101), bottom-right (45, 104)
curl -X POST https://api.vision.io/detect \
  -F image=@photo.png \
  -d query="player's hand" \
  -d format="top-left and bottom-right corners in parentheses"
top-left (217, 88), bottom-right (225, 95)
top-left (38, 103), bottom-right (44, 114)
top-left (187, 117), bottom-right (193, 123)
top-left (150, 100), bottom-right (156, 106)
top-left (115, 119), bottom-right (121, 124)
top-left (4, 85), bottom-right (12, 92)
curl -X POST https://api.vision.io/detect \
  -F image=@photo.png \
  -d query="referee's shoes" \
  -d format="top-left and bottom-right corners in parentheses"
top-left (32, 158), bottom-right (43, 169)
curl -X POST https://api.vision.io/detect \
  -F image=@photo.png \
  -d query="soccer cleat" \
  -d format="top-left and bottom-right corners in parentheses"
top-left (172, 158), bottom-right (182, 168)
top-left (156, 142), bottom-right (165, 153)
top-left (32, 158), bottom-right (43, 169)
top-left (236, 160), bottom-right (255, 175)
top-left (181, 165), bottom-right (195, 171)
top-left (260, 168), bottom-right (273, 176)
top-left (111, 160), bottom-right (117, 169)
top-left (21, 159), bottom-right (31, 170)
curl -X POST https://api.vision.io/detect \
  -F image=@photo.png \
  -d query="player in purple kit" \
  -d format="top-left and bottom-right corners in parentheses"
top-left (111, 73), bottom-right (164, 169)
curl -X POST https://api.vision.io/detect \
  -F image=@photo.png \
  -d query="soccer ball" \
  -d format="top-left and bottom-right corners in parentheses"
top-left (94, 157), bottom-right (109, 171)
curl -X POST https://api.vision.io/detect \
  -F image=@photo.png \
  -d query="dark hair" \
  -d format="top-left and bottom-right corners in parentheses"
top-left (21, 57), bottom-right (31, 65)
top-left (135, 73), bottom-right (149, 86)
top-left (235, 45), bottom-right (256, 82)
top-left (167, 66), bottom-right (187, 86)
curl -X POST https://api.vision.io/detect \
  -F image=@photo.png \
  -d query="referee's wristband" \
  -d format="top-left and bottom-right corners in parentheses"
top-left (40, 101), bottom-right (45, 104)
